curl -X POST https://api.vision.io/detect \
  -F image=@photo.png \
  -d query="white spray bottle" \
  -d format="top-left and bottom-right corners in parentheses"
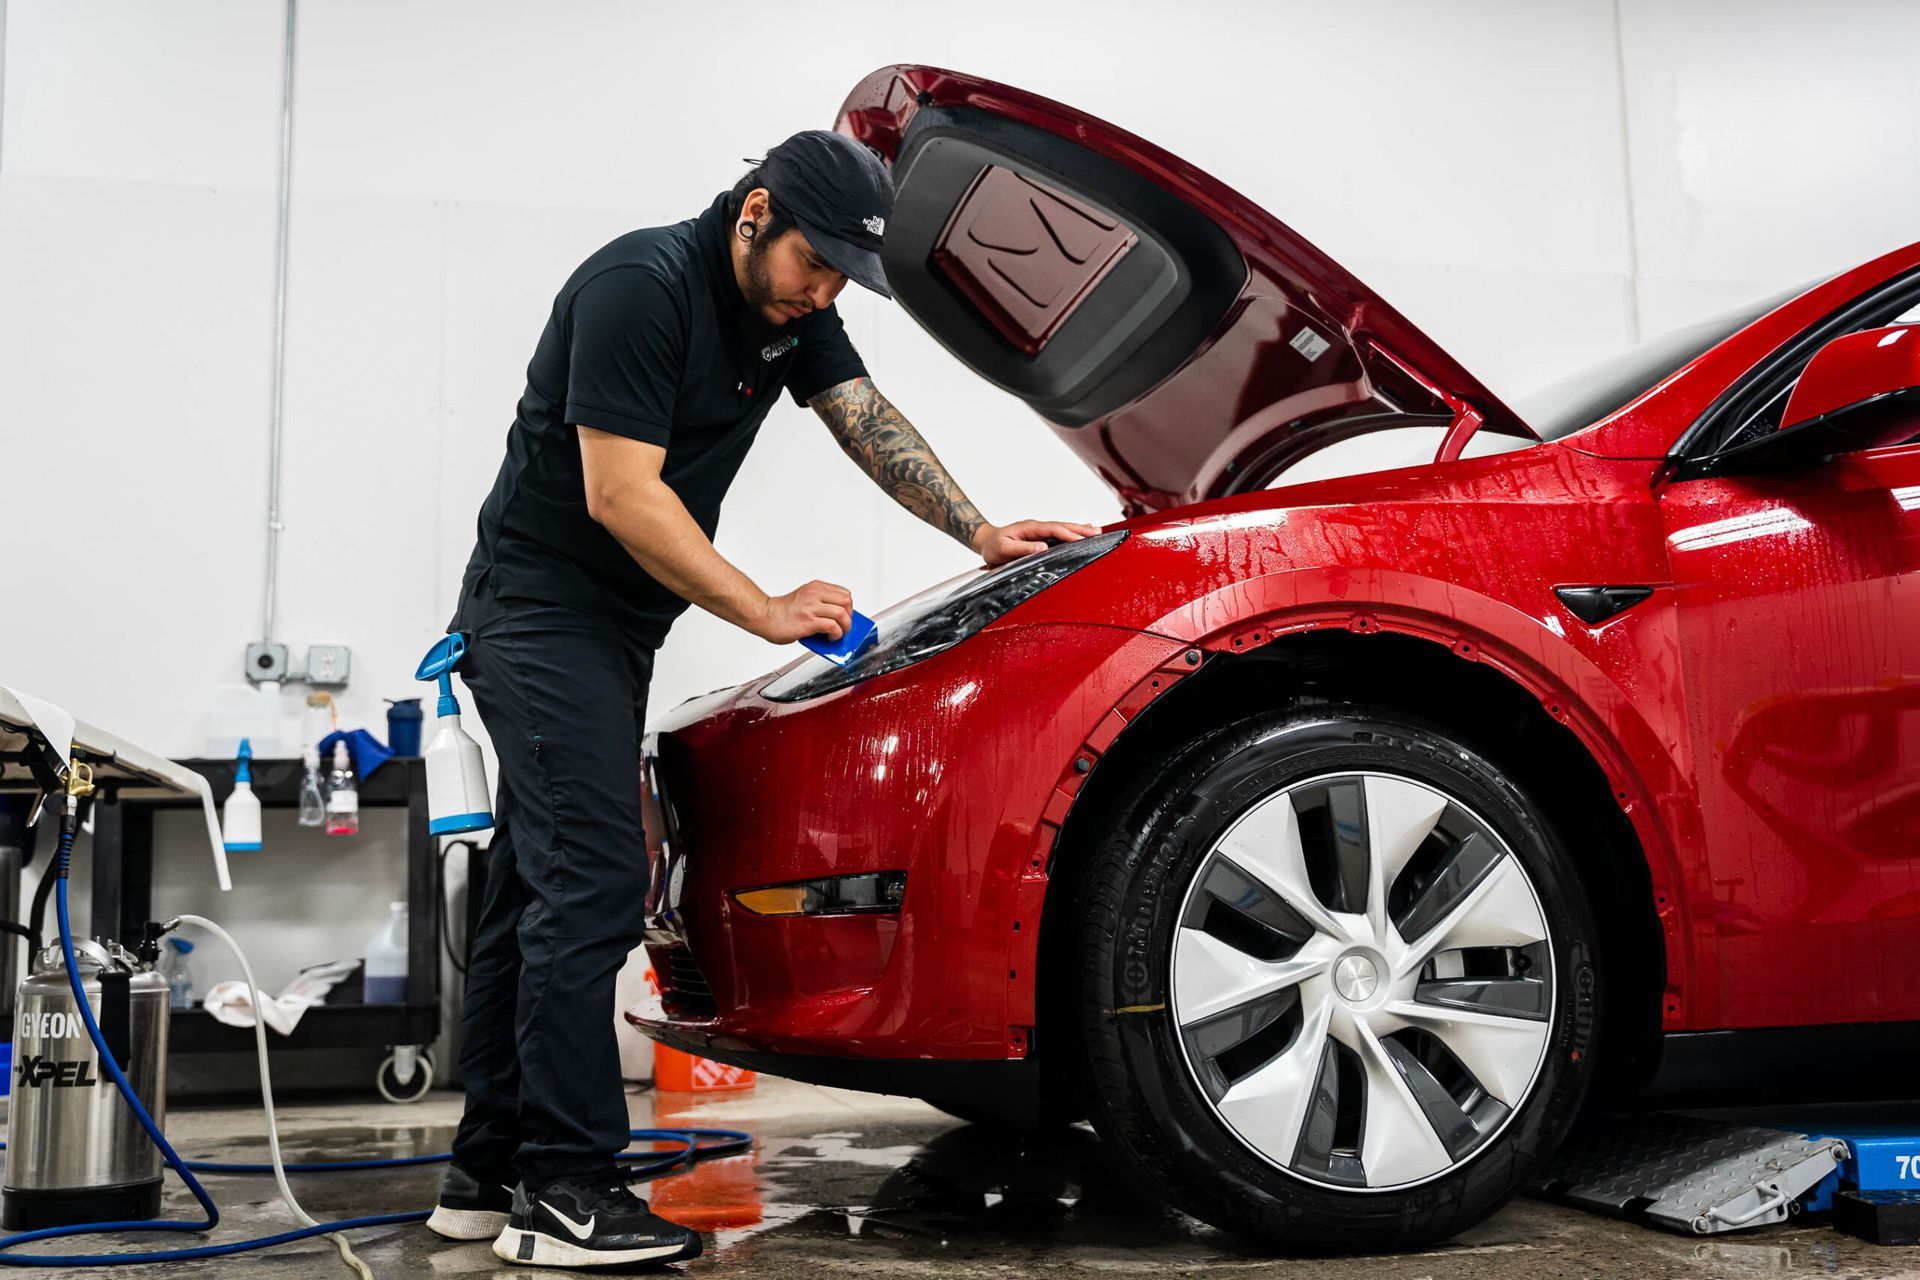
top-left (416, 634), bottom-right (493, 835)
top-left (223, 737), bottom-right (262, 853)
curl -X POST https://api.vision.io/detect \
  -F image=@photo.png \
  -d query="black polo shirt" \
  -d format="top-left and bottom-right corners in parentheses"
top-left (454, 192), bottom-right (867, 647)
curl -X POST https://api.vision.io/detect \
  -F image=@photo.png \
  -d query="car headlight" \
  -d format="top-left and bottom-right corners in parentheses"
top-left (762, 530), bottom-right (1128, 702)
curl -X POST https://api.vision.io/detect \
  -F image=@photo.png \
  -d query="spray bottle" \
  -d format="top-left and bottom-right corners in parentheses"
top-left (325, 741), bottom-right (359, 837)
top-left (415, 634), bottom-right (493, 835)
top-left (297, 746), bottom-right (325, 827)
top-left (222, 738), bottom-right (262, 853)
top-left (158, 936), bottom-right (197, 1010)
top-left (297, 692), bottom-right (331, 827)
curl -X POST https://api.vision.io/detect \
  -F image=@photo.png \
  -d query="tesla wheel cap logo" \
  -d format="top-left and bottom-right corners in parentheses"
top-left (1335, 954), bottom-right (1379, 1002)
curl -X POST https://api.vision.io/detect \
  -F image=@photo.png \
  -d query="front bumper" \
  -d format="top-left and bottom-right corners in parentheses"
top-left (631, 621), bottom-right (1189, 1065)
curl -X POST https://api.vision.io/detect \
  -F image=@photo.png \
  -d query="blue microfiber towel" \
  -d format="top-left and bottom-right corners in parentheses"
top-left (318, 728), bottom-right (395, 781)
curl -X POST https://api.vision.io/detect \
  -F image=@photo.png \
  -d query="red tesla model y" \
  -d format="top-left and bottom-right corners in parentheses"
top-left (631, 66), bottom-right (1920, 1248)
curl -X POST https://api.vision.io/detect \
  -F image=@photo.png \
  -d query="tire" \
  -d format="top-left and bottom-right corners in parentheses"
top-left (1075, 706), bottom-right (1600, 1251)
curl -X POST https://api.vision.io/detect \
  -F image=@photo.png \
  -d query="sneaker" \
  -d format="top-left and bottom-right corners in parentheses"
top-left (491, 1176), bottom-right (703, 1268)
top-left (424, 1163), bottom-right (516, 1240)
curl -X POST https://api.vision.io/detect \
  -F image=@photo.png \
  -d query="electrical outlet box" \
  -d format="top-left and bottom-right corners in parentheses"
top-left (244, 641), bottom-right (289, 684)
top-left (306, 645), bottom-right (352, 688)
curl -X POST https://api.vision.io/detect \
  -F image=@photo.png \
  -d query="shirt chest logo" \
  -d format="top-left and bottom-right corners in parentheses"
top-left (761, 335), bottom-right (799, 363)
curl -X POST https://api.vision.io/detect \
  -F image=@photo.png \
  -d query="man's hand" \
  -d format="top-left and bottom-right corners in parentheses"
top-left (970, 520), bottom-right (1103, 568)
top-left (752, 580), bottom-right (854, 644)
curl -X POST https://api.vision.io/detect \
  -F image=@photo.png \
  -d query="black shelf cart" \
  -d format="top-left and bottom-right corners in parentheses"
top-left (87, 756), bottom-right (441, 1088)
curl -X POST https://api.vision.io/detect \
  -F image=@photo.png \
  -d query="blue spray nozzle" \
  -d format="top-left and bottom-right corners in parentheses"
top-left (236, 738), bottom-right (253, 785)
top-left (417, 633), bottom-right (470, 717)
top-left (415, 633), bottom-right (468, 681)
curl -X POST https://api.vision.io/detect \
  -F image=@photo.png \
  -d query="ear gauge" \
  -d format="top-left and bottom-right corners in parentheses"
top-left (738, 222), bottom-right (756, 241)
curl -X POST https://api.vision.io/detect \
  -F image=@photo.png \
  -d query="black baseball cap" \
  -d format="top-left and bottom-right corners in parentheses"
top-left (752, 130), bottom-right (895, 299)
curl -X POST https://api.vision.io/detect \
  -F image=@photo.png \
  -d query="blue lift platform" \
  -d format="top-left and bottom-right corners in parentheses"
top-left (1801, 1123), bottom-right (1920, 1245)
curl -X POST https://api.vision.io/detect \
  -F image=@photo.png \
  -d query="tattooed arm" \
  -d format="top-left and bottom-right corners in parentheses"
top-left (809, 376), bottom-right (987, 547)
top-left (809, 376), bottom-right (1099, 567)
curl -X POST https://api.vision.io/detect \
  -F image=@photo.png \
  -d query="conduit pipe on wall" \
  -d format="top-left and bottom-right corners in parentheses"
top-left (258, 0), bottom-right (297, 660)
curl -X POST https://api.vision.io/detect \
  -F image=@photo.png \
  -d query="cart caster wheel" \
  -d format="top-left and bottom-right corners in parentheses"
top-left (377, 1048), bottom-right (434, 1103)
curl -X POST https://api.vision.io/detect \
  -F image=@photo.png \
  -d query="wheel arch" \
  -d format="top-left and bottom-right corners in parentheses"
top-left (1037, 625), bottom-right (1670, 1108)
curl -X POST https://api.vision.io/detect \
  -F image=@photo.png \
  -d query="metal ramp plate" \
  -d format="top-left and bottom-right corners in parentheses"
top-left (1535, 1115), bottom-right (1848, 1235)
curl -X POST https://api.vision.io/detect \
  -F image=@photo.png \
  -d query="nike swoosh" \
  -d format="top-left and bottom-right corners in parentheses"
top-left (541, 1202), bottom-right (597, 1241)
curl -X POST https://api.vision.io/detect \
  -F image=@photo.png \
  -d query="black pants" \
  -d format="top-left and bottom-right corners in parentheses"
top-left (448, 597), bottom-right (656, 1190)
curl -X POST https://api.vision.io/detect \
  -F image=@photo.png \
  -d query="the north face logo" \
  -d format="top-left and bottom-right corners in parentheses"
top-left (863, 215), bottom-right (886, 236)
top-left (761, 335), bottom-right (799, 362)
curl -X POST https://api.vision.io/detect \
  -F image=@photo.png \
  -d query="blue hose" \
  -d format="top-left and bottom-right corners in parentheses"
top-left (180, 1131), bottom-right (751, 1177)
top-left (0, 817), bottom-right (751, 1268)
top-left (0, 1133), bottom-right (750, 1177)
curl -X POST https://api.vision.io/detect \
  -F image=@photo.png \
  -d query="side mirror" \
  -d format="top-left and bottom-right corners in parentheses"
top-left (1682, 324), bottom-right (1920, 478)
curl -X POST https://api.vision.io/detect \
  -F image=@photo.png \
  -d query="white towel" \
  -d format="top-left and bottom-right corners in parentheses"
top-left (203, 959), bottom-right (361, 1036)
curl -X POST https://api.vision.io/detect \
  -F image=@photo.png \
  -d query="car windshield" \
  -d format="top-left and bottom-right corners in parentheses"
top-left (1516, 281), bottom-right (1816, 441)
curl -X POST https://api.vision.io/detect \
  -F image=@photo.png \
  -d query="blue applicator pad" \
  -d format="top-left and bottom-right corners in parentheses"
top-left (801, 610), bottom-right (877, 666)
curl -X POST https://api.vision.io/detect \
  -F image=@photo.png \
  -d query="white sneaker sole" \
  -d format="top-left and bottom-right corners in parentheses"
top-left (424, 1204), bottom-right (510, 1240)
top-left (492, 1226), bottom-right (700, 1267)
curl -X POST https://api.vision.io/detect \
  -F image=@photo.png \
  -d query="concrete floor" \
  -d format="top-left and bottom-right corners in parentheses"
top-left (10, 1077), bottom-right (1920, 1278)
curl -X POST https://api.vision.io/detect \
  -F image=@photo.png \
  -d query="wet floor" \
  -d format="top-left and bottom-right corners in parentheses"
top-left (9, 1077), bottom-right (1920, 1278)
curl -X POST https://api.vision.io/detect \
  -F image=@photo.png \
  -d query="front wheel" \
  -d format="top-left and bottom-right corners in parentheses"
top-left (1075, 707), bottom-right (1600, 1250)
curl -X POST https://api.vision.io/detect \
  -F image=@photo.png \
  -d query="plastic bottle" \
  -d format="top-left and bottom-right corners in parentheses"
top-left (297, 745), bottom-right (325, 827)
top-left (206, 682), bottom-right (285, 757)
top-left (416, 636), bottom-right (493, 836)
top-left (363, 902), bottom-right (408, 1004)
top-left (299, 691), bottom-right (331, 828)
top-left (303, 691), bottom-right (334, 749)
top-left (251, 679), bottom-right (285, 757)
top-left (223, 739), bottom-right (262, 853)
top-left (326, 740), bottom-right (359, 836)
top-left (385, 697), bottom-right (424, 757)
top-left (206, 685), bottom-right (259, 758)
top-left (159, 937), bottom-right (197, 1010)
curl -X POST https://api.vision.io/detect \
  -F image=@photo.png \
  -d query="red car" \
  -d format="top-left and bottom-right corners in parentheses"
top-left (633, 65), bottom-right (1920, 1248)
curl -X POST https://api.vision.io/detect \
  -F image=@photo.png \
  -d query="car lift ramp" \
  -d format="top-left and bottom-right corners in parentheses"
top-left (1534, 1115), bottom-right (1849, 1236)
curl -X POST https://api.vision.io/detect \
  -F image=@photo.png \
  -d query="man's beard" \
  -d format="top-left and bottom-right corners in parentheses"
top-left (737, 237), bottom-right (787, 341)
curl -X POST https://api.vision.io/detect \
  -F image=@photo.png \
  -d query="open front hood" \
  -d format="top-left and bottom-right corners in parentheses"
top-left (837, 66), bottom-right (1536, 515)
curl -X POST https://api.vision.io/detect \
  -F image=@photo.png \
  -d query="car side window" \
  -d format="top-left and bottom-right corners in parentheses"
top-left (1714, 296), bottom-right (1920, 452)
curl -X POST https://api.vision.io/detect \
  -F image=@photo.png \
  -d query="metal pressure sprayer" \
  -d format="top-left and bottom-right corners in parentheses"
top-left (415, 634), bottom-right (493, 836)
top-left (2, 762), bottom-right (170, 1232)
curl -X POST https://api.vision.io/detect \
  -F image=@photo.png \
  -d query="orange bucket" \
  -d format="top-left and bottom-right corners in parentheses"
top-left (652, 1044), bottom-right (755, 1093)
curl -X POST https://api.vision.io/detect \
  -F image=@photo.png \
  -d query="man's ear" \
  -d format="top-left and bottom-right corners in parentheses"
top-left (741, 187), bottom-right (772, 228)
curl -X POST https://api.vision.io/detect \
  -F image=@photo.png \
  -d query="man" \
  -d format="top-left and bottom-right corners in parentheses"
top-left (426, 129), bottom-right (1098, 1269)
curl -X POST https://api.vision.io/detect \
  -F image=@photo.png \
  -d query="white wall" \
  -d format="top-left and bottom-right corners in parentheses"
top-left (3, 1), bottom-right (1918, 970)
